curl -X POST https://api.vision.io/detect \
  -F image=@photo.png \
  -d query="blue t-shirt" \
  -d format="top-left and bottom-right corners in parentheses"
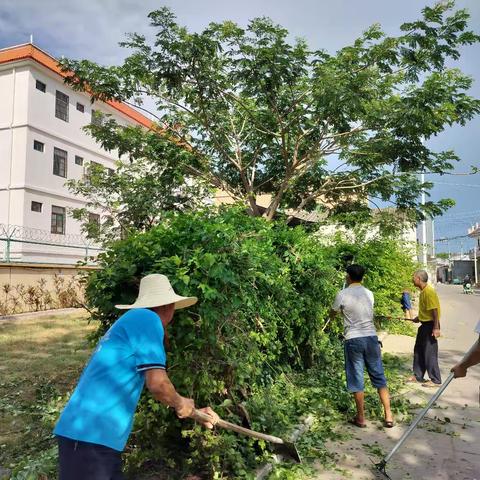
top-left (54, 308), bottom-right (167, 451)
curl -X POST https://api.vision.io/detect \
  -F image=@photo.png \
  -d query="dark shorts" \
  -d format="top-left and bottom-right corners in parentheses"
top-left (344, 336), bottom-right (387, 392)
top-left (58, 436), bottom-right (124, 480)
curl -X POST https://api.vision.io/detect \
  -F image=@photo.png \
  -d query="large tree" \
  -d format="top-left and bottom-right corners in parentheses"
top-left (62, 0), bottom-right (480, 224)
top-left (66, 119), bottom-right (208, 242)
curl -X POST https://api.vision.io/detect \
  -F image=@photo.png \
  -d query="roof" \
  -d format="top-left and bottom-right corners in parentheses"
top-left (0, 43), bottom-right (153, 129)
top-left (468, 224), bottom-right (480, 238)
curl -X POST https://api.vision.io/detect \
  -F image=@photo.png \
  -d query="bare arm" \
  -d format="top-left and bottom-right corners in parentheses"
top-left (144, 369), bottom-right (219, 428)
top-left (431, 308), bottom-right (440, 337)
top-left (451, 337), bottom-right (480, 378)
top-left (431, 308), bottom-right (440, 330)
top-left (145, 368), bottom-right (193, 417)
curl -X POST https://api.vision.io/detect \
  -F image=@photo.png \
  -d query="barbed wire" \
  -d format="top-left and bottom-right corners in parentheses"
top-left (0, 224), bottom-right (97, 247)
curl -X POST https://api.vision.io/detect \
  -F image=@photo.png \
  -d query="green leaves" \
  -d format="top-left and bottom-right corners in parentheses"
top-left (61, 3), bottom-right (479, 226)
top-left (67, 123), bottom-right (210, 243)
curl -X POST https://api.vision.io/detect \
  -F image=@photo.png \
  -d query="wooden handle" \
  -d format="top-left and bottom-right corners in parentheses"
top-left (191, 409), bottom-right (284, 444)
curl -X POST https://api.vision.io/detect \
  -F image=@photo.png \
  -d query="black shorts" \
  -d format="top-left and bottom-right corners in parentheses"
top-left (58, 436), bottom-right (124, 480)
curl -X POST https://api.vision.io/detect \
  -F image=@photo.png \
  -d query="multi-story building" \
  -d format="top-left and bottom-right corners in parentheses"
top-left (0, 43), bottom-right (152, 264)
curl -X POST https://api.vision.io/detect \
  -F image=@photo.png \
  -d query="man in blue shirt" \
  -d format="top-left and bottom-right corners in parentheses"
top-left (54, 274), bottom-right (218, 479)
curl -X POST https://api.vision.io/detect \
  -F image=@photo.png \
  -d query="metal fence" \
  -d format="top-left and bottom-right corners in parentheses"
top-left (0, 223), bottom-right (103, 264)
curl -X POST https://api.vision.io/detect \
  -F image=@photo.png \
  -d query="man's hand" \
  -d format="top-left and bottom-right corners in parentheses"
top-left (174, 396), bottom-right (195, 419)
top-left (432, 328), bottom-right (441, 338)
top-left (195, 407), bottom-right (220, 429)
top-left (451, 363), bottom-right (467, 378)
top-left (412, 316), bottom-right (420, 323)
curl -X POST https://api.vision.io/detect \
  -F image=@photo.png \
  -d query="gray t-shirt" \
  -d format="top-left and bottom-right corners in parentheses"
top-left (332, 284), bottom-right (377, 340)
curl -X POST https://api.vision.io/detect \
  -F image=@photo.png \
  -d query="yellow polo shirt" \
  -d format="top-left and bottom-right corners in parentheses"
top-left (418, 284), bottom-right (441, 322)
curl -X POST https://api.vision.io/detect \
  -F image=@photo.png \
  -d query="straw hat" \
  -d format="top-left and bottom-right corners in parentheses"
top-left (115, 274), bottom-right (197, 310)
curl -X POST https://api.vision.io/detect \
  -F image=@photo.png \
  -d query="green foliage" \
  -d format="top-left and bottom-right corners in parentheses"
top-left (84, 207), bottom-right (416, 477)
top-left (66, 137), bottom-right (209, 243)
top-left (61, 1), bottom-right (479, 223)
top-left (86, 207), bottom-right (339, 476)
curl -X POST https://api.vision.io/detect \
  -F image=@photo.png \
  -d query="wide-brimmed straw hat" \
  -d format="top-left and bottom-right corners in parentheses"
top-left (115, 274), bottom-right (197, 310)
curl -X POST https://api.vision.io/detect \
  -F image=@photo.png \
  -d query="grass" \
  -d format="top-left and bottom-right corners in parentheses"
top-left (0, 312), bottom-right (97, 477)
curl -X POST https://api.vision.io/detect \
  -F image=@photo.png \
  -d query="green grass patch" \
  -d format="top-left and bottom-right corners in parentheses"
top-left (0, 313), bottom-right (96, 478)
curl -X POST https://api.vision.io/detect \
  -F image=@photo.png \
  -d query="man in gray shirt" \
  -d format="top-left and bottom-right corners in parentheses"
top-left (331, 264), bottom-right (393, 428)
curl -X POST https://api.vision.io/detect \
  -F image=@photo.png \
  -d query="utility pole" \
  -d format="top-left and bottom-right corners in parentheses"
top-left (431, 219), bottom-right (435, 258)
top-left (421, 171), bottom-right (427, 266)
top-left (475, 246), bottom-right (478, 286)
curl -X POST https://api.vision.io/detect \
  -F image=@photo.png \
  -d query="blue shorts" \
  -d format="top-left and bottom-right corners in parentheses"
top-left (344, 336), bottom-right (387, 392)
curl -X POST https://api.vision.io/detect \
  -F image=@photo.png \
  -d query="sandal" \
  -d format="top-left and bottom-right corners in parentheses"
top-left (406, 376), bottom-right (423, 383)
top-left (349, 417), bottom-right (367, 428)
top-left (422, 380), bottom-right (441, 388)
top-left (384, 420), bottom-right (394, 428)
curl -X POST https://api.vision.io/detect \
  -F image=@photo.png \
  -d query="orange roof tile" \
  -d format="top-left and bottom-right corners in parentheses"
top-left (0, 43), bottom-right (153, 128)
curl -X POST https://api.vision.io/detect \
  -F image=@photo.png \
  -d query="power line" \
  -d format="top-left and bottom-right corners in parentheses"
top-left (431, 181), bottom-right (480, 188)
top-left (436, 234), bottom-right (472, 242)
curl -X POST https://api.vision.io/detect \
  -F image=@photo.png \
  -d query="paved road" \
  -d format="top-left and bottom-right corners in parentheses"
top-left (313, 284), bottom-right (480, 480)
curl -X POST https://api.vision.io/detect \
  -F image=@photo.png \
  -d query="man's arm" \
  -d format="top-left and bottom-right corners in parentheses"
top-left (145, 369), bottom-right (218, 429)
top-left (431, 308), bottom-right (440, 337)
top-left (451, 338), bottom-right (480, 378)
top-left (145, 369), bottom-right (193, 416)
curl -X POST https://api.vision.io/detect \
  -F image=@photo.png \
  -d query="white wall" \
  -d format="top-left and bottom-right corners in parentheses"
top-left (0, 58), bottom-right (142, 264)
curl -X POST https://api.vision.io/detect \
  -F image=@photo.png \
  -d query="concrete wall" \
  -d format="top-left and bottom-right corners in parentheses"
top-left (0, 262), bottom-right (97, 314)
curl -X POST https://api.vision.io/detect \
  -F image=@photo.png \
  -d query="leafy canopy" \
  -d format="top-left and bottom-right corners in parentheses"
top-left (66, 120), bottom-right (208, 242)
top-left (61, 1), bottom-right (479, 223)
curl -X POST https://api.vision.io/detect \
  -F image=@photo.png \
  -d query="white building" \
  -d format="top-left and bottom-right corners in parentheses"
top-left (0, 43), bottom-right (152, 264)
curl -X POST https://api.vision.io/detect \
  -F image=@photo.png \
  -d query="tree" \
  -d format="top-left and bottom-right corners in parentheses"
top-left (61, 1), bottom-right (480, 225)
top-left (66, 120), bottom-right (208, 242)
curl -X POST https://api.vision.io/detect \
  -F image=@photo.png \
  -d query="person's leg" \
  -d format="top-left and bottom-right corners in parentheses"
top-left (412, 324), bottom-right (427, 381)
top-left (353, 391), bottom-right (365, 424)
top-left (378, 387), bottom-right (393, 423)
top-left (344, 338), bottom-right (366, 425)
top-left (424, 323), bottom-right (442, 384)
top-left (58, 436), bottom-right (123, 480)
top-left (364, 337), bottom-right (393, 424)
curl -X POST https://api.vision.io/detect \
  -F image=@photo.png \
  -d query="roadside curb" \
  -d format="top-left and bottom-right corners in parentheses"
top-left (0, 307), bottom-right (86, 321)
top-left (255, 415), bottom-right (314, 479)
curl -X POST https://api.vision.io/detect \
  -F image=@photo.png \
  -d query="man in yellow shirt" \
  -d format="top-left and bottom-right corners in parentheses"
top-left (407, 270), bottom-right (442, 387)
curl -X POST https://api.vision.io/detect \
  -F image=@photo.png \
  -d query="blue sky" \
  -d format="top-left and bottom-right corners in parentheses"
top-left (1, 0), bottom-right (479, 253)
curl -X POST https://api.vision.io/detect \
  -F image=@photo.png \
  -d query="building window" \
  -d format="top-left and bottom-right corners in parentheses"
top-left (33, 140), bottom-right (44, 152)
top-left (31, 201), bottom-right (42, 212)
top-left (55, 90), bottom-right (69, 122)
top-left (36, 80), bottom-right (46, 92)
top-left (88, 212), bottom-right (100, 226)
top-left (76, 102), bottom-right (85, 113)
top-left (51, 206), bottom-right (66, 234)
top-left (75, 155), bottom-right (84, 166)
top-left (53, 147), bottom-right (68, 178)
top-left (91, 109), bottom-right (103, 126)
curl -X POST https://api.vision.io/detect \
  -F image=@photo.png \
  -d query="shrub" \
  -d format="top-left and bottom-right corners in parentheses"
top-left (86, 207), bottom-right (340, 475)
top-left (84, 207), bottom-right (416, 476)
top-left (0, 275), bottom-right (83, 316)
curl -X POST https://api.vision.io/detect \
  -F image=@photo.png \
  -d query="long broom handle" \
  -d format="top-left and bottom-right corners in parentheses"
top-left (383, 371), bottom-right (454, 464)
top-left (191, 409), bottom-right (286, 445)
top-left (384, 338), bottom-right (479, 464)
